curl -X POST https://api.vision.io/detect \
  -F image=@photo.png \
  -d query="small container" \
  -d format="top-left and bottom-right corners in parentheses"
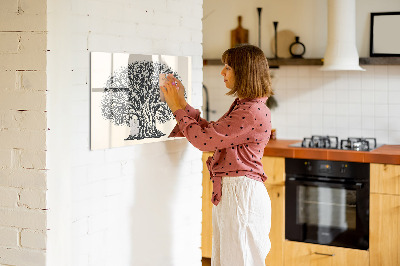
top-left (270, 129), bottom-right (277, 140)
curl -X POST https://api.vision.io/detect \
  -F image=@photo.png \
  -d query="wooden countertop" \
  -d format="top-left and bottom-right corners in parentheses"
top-left (263, 139), bottom-right (400, 165)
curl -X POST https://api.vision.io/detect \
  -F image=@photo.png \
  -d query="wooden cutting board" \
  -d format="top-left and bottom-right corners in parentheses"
top-left (231, 16), bottom-right (249, 48)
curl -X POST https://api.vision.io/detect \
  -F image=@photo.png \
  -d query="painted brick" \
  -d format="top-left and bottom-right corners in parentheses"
top-left (19, 0), bottom-right (47, 15)
top-left (20, 229), bottom-right (46, 249)
top-left (136, 24), bottom-right (171, 41)
top-left (166, 0), bottom-right (191, 15)
top-left (19, 189), bottom-right (46, 209)
top-left (20, 150), bottom-right (46, 170)
top-left (0, 187), bottom-right (19, 208)
top-left (0, 0), bottom-right (18, 13)
top-left (16, 70), bottom-right (47, 91)
top-left (149, 12), bottom-right (180, 27)
top-left (190, 30), bottom-right (202, 44)
top-left (0, 247), bottom-right (45, 266)
top-left (190, 159), bottom-right (203, 174)
top-left (0, 169), bottom-right (47, 189)
top-left (190, 3), bottom-right (203, 19)
top-left (0, 71), bottom-right (16, 90)
top-left (0, 52), bottom-right (47, 71)
top-left (0, 13), bottom-right (46, 32)
top-left (0, 149), bottom-right (12, 169)
top-left (191, 68), bottom-right (203, 83)
top-left (0, 129), bottom-right (46, 150)
top-left (120, 36), bottom-right (153, 54)
top-left (181, 16), bottom-right (202, 30)
top-left (0, 32), bottom-right (20, 54)
top-left (152, 39), bottom-right (180, 55)
top-left (181, 41), bottom-right (202, 56)
top-left (135, 0), bottom-right (167, 13)
top-left (87, 33), bottom-right (123, 53)
top-left (87, 212), bottom-right (109, 233)
top-left (0, 110), bottom-right (46, 130)
top-left (0, 227), bottom-right (19, 247)
top-left (0, 90), bottom-right (46, 111)
top-left (105, 178), bottom-right (123, 196)
top-left (0, 208), bottom-right (46, 230)
top-left (45, 0), bottom-right (204, 265)
top-left (11, 148), bottom-right (21, 169)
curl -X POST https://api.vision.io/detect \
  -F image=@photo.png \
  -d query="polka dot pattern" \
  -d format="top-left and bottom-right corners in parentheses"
top-left (168, 97), bottom-right (272, 206)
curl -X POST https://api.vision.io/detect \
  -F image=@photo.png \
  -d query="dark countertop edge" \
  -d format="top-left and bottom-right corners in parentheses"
top-left (263, 140), bottom-right (400, 165)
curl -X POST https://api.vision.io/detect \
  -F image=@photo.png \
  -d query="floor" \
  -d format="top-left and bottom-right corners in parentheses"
top-left (202, 257), bottom-right (211, 266)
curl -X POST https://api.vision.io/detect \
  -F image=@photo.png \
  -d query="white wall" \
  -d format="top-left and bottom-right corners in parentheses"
top-left (47, 0), bottom-right (203, 266)
top-left (203, 0), bottom-right (400, 145)
top-left (0, 0), bottom-right (48, 265)
top-left (203, 0), bottom-right (400, 58)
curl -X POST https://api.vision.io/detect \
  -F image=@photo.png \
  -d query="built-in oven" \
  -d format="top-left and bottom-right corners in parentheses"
top-left (285, 158), bottom-right (370, 250)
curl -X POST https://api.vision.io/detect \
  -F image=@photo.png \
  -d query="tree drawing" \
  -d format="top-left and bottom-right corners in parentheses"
top-left (100, 61), bottom-right (185, 140)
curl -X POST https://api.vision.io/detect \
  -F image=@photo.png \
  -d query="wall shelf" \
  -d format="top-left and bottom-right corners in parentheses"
top-left (203, 58), bottom-right (323, 67)
top-left (203, 57), bottom-right (400, 67)
top-left (359, 57), bottom-right (400, 65)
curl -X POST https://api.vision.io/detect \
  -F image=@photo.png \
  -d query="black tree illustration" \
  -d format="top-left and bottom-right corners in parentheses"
top-left (101, 61), bottom-right (184, 140)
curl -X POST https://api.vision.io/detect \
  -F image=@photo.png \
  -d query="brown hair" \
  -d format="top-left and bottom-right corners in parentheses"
top-left (221, 44), bottom-right (273, 99)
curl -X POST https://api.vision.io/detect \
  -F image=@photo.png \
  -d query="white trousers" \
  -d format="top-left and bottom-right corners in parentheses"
top-left (212, 176), bottom-right (271, 266)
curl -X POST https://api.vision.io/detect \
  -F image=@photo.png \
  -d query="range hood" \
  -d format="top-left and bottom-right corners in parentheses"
top-left (320, 0), bottom-right (365, 71)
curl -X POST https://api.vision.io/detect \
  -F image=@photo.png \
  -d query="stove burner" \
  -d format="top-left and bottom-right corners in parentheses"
top-left (294, 136), bottom-right (378, 151)
top-left (301, 135), bottom-right (339, 149)
top-left (340, 137), bottom-right (377, 151)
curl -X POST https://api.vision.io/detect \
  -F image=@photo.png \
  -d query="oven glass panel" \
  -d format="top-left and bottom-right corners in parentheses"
top-left (297, 186), bottom-right (357, 230)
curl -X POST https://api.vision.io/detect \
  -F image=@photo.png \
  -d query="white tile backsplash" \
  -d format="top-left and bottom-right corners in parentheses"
top-left (204, 65), bottom-right (400, 144)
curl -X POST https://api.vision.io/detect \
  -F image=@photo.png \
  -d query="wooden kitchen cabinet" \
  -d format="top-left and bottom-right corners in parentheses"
top-left (370, 163), bottom-right (400, 266)
top-left (264, 184), bottom-right (285, 266)
top-left (202, 152), bottom-right (213, 258)
top-left (261, 156), bottom-right (285, 186)
top-left (370, 193), bottom-right (400, 266)
top-left (262, 156), bottom-right (285, 266)
top-left (201, 153), bottom-right (286, 266)
top-left (370, 163), bottom-right (400, 195)
top-left (284, 241), bottom-right (369, 266)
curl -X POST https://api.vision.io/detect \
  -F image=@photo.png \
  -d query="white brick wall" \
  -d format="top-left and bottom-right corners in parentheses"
top-left (47, 1), bottom-right (203, 266)
top-left (0, 0), bottom-right (48, 265)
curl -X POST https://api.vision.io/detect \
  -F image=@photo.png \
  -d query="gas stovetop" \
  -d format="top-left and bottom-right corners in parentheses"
top-left (289, 135), bottom-right (382, 151)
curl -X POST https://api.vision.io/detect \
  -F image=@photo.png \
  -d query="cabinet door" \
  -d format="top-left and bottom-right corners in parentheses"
top-left (370, 163), bottom-right (400, 195)
top-left (284, 241), bottom-right (369, 266)
top-left (370, 193), bottom-right (400, 266)
top-left (202, 152), bottom-right (213, 258)
top-left (261, 156), bottom-right (285, 185)
top-left (264, 184), bottom-right (284, 266)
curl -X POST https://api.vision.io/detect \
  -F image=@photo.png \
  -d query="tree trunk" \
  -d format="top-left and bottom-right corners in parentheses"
top-left (125, 99), bottom-right (165, 140)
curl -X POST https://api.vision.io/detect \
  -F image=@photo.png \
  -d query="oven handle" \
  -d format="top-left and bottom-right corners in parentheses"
top-left (314, 252), bottom-right (335, 257)
top-left (286, 177), bottom-right (364, 189)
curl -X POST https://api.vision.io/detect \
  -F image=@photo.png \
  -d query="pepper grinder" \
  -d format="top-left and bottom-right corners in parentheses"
top-left (273, 21), bottom-right (279, 58)
top-left (257, 8), bottom-right (262, 48)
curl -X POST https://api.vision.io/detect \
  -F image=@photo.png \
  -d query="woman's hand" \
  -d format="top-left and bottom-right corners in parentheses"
top-left (169, 75), bottom-right (187, 108)
top-left (160, 75), bottom-right (186, 113)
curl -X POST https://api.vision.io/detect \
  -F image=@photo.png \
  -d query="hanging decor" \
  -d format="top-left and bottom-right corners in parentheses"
top-left (90, 52), bottom-right (191, 150)
top-left (231, 16), bottom-right (249, 48)
top-left (289, 36), bottom-right (306, 58)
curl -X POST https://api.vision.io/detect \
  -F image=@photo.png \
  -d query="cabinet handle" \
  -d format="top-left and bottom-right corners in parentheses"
top-left (314, 252), bottom-right (335, 257)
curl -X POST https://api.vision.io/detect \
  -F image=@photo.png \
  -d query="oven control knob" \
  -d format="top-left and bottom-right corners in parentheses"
top-left (340, 164), bottom-right (347, 174)
top-left (304, 161), bottom-right (312, 171)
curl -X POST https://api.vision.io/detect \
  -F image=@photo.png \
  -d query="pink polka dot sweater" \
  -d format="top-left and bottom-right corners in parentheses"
top-left (168, 97), bottom-right (271, 206)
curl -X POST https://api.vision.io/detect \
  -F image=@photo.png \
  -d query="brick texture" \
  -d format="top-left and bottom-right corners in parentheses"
top-left (0, 0), bottom-right (47, 264)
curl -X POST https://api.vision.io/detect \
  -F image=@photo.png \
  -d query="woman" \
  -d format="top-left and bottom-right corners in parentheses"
top-left (161, 44), bottom-right (273, 266)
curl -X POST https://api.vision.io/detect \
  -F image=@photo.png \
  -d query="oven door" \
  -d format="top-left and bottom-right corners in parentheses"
top-left (285, 177), bottom-right (369, 250)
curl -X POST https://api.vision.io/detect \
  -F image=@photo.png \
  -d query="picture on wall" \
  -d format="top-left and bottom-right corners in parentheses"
top-left (90, 52), bottom-right (191, 150)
